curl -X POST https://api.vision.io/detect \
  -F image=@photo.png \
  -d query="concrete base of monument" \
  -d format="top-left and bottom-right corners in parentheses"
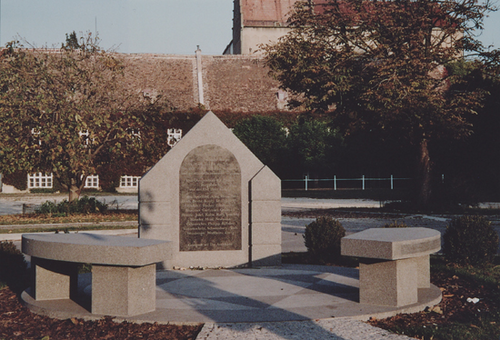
top-left (21, 264), bottom-right (442, 324)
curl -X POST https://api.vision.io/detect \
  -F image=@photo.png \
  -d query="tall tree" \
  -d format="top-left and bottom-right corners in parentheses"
top-left (0, 34), bottom-right (171, 200)
top-left (233, 115), bottom-right (287, 176)
top-left (264, 0), bottom-right (497, 207)
top-left (62, 31), bottom-right (81, 50)
top-left (286, 118), bottom-right (344, 179)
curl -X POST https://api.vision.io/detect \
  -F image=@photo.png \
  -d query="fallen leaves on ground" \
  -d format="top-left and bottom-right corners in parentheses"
top-left (0, 287), bottom-right (202, 340)
top-left (368, 269), bottom-right (500, 339)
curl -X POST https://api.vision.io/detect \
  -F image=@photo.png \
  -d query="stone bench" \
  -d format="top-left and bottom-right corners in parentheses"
top-left (22, 234), bottom-right (171, 317)
top-left (341, 227), bottom-right (441, 307)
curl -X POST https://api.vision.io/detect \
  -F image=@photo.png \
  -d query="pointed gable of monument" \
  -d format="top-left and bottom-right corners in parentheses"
top-left (146, 111), bottom-right (263, 178)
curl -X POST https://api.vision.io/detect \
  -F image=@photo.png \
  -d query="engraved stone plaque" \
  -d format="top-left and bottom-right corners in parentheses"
top-left (179, 144), bottom-right (241, 251)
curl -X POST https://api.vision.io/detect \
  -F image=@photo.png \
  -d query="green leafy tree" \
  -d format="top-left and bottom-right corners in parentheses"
top-left (443, 215), bottom-right (499, 265)
top-left (429, 59), bottom-right (500, 204)
top-left (62, 31), bottom-right (81, 50)
top-left (287, 118), bottom-right (343, 178)
top-left (0, 34), bottom-right (171, 200)
top-left (264, 0), bottom-right (497, 207)
top-left (233, 115), bottom-right (287, 175)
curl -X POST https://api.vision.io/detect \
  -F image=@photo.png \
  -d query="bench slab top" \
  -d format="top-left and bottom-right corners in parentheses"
top-left (341, 227), bottom-right (441, 260)
top-left (22, 234), bottom-right (171, 266)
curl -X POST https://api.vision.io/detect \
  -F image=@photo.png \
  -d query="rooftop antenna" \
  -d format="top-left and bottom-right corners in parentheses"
top-left (95, 16), bottom-right (97, 35)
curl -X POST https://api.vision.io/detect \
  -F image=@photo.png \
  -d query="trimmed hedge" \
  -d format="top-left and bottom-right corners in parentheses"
top-left (443, 215), bottom-right (499, 266)
top-left (304, 216), bottom-right (346, 264)
top-left (383, 221), bottom-right (410, 228)
top-left (35, 196), bottom-right (108, 216)
top-left (0, 241), bottom-right (28, 290)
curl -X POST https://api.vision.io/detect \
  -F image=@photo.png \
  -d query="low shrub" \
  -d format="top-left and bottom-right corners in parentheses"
top-left (29, 188), bottom-right (56, 194)
top-left (443, 215), bottom-right (499, 266)
top-left (0, 241), bottom-right (28, 291)
top-left (36, 200), bottom-right (58, 214)
top-left (383, 221), bottom-right (410, 228)
top-left (35, 196), bottom-right (108, 216)
top-left (304, 216), bottom-right (346, 264)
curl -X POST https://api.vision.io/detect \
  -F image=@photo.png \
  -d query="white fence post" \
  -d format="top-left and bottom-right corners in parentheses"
top-left (281, 175), bottom-right (412, 191)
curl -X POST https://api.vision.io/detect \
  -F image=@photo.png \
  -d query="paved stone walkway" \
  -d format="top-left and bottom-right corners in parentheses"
top-left (196, 319), bottom-right (415, 339)
top-left (23, 264), bottom-right (437, 340)
top-left (24, 264), bottom-right (441, 324)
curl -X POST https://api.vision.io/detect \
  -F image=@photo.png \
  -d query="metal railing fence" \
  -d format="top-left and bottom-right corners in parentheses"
top-left (282, 175), bottom-right (413, 191)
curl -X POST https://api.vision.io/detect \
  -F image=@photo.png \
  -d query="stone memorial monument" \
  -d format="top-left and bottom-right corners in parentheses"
top-left (139, 111), bottom-right (281, 268)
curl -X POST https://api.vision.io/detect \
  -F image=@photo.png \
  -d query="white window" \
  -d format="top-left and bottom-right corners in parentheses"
top-left (127, 128), bottom-right (141, 139)
top-left (79, 130), bottom-right (95, 147)
top-left (84, 175), bottom-right (99, 189)
top-left (31, 128), bottom-right (42, 145)
top-left (28, 173), bottom-right (53, 189)
top-left (120, 175), bottom-right (140, 188)
top-left (167, 128), bottom-right (182, 147)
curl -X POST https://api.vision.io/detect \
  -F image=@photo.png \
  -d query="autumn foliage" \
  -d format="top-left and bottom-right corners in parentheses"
top-left (264, 0), bottom-right (498, 207)
top-left (0, 34), bottom-right (172, 200)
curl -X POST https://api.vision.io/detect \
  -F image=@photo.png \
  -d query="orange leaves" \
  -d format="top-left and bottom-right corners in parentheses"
top-left (0, 35), bottom-right (170, 201)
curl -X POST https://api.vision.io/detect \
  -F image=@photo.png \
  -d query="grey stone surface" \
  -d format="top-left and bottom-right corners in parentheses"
top-left (341, 227), bottom-right (441, 260)
top-left (22, 233), bottom-right (170, 317)
top-left (342, 228), bottom-right (441, 307)
top-left (359, 258), bottom-right (418, 306)
top-left (22, 264), bottom-right (442, 324)
top-left (415, 255), bottom-right (431, 288)
top-left (31, 257), bottom-right (78, 301)
top-left (92, 264), bottom-right (156, 317)
top-left (196, 319), bottom-right (416, 340)
top-left (179, 144), bottom-right (242, 252)
top-left (250, 166), bottom-right (281, 265)
top-left (139, 111), bottom-right (281, 268)
top-left (22, 233), bottom-right (171, 266)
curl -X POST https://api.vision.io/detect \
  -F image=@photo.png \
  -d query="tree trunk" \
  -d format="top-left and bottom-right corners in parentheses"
top-left (417, 138), bottom-right (432, 208)
top-left (68, 184), bottom-right (82, 202)
top-left (68, 176), bottom-right (85, 202)
top-left (54, 173), bottom-right (84, 202)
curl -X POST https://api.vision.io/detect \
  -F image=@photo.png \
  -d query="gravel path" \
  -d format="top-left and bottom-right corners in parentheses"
top-left (197, 319), bottom-right (415, 340)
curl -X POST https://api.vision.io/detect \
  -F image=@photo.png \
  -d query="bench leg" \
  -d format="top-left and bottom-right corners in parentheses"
top-left (31, 257), bottom-right (78, 301)
top-left (415, 255), bottom-right (430, 288)
top-left (91, 264), bottom-right (156, 317)
top-left (359, 257), bottom-right (418, 307)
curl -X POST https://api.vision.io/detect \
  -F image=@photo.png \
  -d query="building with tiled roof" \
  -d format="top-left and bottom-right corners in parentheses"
top-left (225, 0), bottom-right (299, 55)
